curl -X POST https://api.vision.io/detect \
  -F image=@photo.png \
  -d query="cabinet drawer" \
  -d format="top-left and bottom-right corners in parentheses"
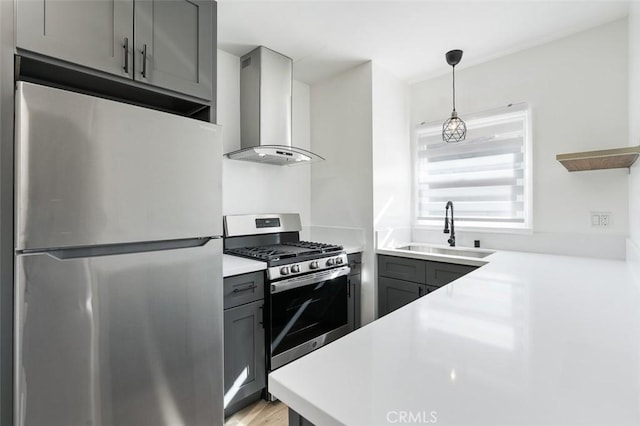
top-left (426, 261), bottom-right (476, 287)
top-left (378, 255), bottom-right (426, 284)
top-left (347, 252), bottom-right (362, 275)
top-left (224, 271), bottom-right (264, 309)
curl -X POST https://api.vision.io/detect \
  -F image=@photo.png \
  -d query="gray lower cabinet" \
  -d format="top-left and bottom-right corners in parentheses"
top-left (378, 276), bottom-right (426, 316)
top-left (223, 272), bottom-right (265, 417)
top-left (16, 0), bottom-right (214, 100)
top-left (427, 261), bottom-right (477, 287)
top-left (377, 255), bottom-right (478, 317)
top-left (289, 409), bottom-right (316, 426)
top-left (378, 254), bottom-right (426, 283)
top-left (347, 252), bottom-right (362, 331)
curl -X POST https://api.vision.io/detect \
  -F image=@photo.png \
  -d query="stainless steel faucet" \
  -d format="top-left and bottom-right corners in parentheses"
top-left (443, 201), bottom-right (455, 247)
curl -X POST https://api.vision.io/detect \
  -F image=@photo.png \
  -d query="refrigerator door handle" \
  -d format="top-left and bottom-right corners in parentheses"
top-left (25, 237), bottom-right (218, 260)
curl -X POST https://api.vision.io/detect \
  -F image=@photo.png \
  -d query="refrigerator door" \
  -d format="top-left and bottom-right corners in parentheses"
top-left (15, 82), bottom-right (222, 250)
top-left (15, 238), bottom-right (223, 426)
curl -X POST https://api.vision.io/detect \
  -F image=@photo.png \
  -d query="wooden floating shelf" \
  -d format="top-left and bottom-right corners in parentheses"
top-left (556, 146), bottom-right (640, 172)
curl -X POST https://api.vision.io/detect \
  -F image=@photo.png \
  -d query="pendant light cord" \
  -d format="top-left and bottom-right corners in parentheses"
top-left (452, 65), bottom-right (456, 112)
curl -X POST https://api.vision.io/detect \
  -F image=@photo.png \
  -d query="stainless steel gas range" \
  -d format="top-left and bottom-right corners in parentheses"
top-left (223, 214), bottom-right (353, 376)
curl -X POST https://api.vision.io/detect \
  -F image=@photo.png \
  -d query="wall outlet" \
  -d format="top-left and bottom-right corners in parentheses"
top-left (590, 212), bottom-right (612, 228)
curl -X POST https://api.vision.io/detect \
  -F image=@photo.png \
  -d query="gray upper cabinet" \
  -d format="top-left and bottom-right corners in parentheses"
top-left (134, 0), bottom-right (213, 99)
top-left (16, 0), bottom-right (214, 101)
top-left (16, 0), bottom-right (134, 79)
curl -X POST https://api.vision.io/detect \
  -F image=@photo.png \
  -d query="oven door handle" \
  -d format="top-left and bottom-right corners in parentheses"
top-left (271, 266), bottom-right (351, 294)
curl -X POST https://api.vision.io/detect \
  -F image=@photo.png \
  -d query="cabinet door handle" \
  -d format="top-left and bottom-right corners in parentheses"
top-left (232, 284), bottom-right (257, 293)
top-left (141, 44), bottom-right (148, 78)
top-left (418, 286), bottom-right (423, 297)
top-left (123, 37), bottom-right (129, 73)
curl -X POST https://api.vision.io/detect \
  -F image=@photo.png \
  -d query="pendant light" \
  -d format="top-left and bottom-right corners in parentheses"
top-left (442, 49), bottom-right (466, 143)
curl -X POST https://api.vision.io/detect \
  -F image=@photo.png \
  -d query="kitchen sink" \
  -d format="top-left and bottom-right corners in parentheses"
top-left (395, 245), bottom-right (493, 259)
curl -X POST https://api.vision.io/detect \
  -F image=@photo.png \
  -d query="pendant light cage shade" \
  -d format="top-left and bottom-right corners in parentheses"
top-left (443, 49), bottom-right (466, 143)
top-left (443, 111), bottom-right (466, 143)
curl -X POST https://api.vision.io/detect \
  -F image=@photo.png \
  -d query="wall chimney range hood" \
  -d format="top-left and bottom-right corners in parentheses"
top-left (226, 46), bottom-right (323, 166)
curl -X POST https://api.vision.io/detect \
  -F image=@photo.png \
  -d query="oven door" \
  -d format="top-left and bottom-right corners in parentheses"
top-left (268, 266), bottom-right (351, 370)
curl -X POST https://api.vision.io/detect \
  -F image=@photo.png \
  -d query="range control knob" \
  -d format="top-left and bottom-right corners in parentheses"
top-left (326, 258), bottom-right (335, 267)
top-left (309, 261), bottom-right (319, 270)
top-left (291, 264), bottom-right (300, 273)
top-left (335, 257), bottom-right (344, 265)
top-left (280, 266), bottom-right (290, 275)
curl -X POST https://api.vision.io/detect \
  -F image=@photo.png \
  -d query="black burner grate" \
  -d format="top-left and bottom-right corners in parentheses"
top-left (283, 241), bottom-right (342, 252)
top-left (225, 240), bottom-right (343, 263)
top-left (225, 246), bottom-right (296, 261)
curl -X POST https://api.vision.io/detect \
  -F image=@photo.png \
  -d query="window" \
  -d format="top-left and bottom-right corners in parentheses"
top-left (415, 103), bottom-right (532, 231)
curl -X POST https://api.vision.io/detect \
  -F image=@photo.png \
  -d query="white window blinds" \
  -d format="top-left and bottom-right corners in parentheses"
top-left (415, 103), bottom-right (531, 230)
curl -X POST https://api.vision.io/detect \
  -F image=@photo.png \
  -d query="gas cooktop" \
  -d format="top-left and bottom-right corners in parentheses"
top-left (225, 241), bottom-right (343, 264)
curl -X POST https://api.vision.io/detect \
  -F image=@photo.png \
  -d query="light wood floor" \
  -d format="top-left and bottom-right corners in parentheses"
top-left (225, 399), bottom-right (288, 426)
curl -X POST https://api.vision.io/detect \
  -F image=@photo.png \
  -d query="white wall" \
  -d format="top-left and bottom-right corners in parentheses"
top-left (372, 64), bottom-right (411, 233)
top-left (410, 20), bottom-right (629, 259)
top-left (628, 6), bottom-right (640, 271)
top-left (310, 62), bottom-right (375, 323)
top-left (371, 64), bottom-right (412, 317)
top-left (217, 49), bottom-right (311, 224)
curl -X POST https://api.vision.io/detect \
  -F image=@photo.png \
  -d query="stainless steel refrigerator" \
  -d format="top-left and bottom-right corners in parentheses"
top-left (14, 82), bottom-right (223, 426)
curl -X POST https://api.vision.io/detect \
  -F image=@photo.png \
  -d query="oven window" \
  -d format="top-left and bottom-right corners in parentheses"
top-left (270, 275), bottom-right (348, 357)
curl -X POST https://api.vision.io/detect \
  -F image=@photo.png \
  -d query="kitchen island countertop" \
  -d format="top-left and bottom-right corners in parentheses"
top-left (269, 250), bottom-right (640, 425)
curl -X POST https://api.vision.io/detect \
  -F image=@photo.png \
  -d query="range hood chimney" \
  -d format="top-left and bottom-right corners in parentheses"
top-left (226, 46), bottom-right (323, 166)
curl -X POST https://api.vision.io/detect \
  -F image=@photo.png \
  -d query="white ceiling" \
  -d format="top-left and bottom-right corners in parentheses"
top-left (217, 0), bottom-right (630, 84)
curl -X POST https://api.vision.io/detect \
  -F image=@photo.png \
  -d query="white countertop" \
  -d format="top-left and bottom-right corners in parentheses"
top-left (303, 226), bottom-right (365, 256)
top-left (222, 254), bottom-right (266, 278)
top-left (344, 245), bottom-right (363, 255)
top-left (269, 250), bottom-right (640, 425)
